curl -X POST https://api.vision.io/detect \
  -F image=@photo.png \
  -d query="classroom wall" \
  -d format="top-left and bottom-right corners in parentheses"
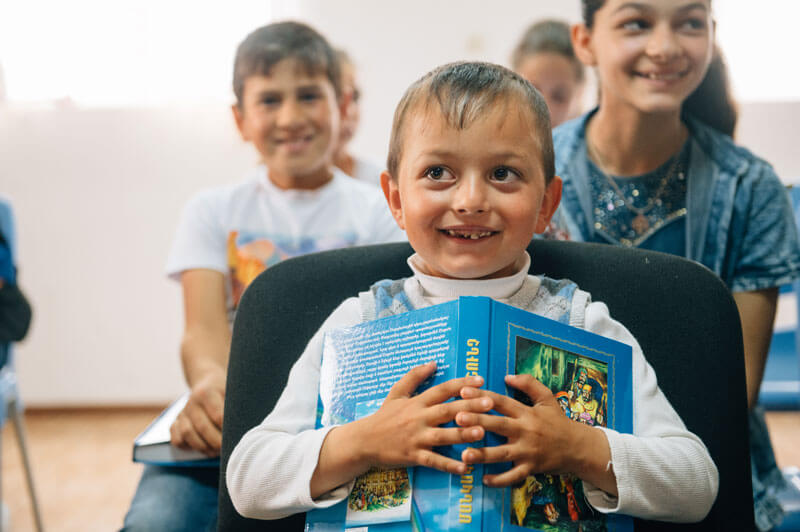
top-left (2, 1), bottom-right (800, 406)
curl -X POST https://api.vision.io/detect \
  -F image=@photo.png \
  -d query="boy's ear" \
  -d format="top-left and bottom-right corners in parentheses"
top-left (571, 23), bottom-right (597, 67)
top-left (535, 176), bottom-right (563, 233)
top-left (380, 171), bottom-right (406, 231)
top-left (231, 103), bottom-right (249, 141)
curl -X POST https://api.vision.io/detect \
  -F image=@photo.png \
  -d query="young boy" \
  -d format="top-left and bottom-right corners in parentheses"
top-left (333, 48), bottom-right (383, 185)
top-left (226, 62), bottom-right (718, 523)
top-left (122, 22), bottom-right (404, 531)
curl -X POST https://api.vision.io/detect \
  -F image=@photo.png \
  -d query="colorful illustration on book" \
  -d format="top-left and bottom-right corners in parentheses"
top-left (511, 335), bottom-right (609, 532)
top-left (343, 399), bottom-right (414, 525)
top-left (347, 467), bottom-right (412, 515)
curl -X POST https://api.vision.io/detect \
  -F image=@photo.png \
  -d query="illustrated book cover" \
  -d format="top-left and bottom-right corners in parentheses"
top-left (132, 392), bottom-right (220, 467)
top-left (305, 296), bottom-right (633, 532)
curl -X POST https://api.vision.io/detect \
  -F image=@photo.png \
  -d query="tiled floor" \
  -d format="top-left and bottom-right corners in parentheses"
top-left (1, 408), bottom-right (798, 531)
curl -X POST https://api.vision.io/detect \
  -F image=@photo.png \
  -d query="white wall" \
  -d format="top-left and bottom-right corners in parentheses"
top-left (2, 1), bottom-right (799, 406)
top-left (1, 107), bottom-right (255, 405)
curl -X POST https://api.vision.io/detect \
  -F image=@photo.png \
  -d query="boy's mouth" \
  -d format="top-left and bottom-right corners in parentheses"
top-left (439, 228), bottom-right (498, 240)
top-left (275, 135), bottom-right (313, 152)
top-left (633, 68), bottom-right (688, 82)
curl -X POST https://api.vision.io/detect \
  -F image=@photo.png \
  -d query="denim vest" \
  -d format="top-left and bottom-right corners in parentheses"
top-left (358, 276), bottom-right (590, 327)
top-left (554, 110), bottom-right (800, 292)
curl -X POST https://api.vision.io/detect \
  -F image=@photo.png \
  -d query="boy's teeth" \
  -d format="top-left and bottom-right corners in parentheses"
top-left (446, 230), bottom-right (492, 239)
top-left (646, 72), bottom-right (680, 80)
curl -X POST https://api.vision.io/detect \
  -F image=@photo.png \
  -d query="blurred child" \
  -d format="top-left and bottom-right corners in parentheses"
top-left (554, 2), bottom-right (800, 528)
top-left (511, 20), bottom-right (585, 127)
top-left (227, 61), bottom-right (718, 523)
top-left (333, 49), bottom-right (383, 185)
top-left (122, 21), bottom-right (404, 531)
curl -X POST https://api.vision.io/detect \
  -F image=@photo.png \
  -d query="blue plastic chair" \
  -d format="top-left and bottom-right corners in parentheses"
top-left (0, 198), bottom-right (44, 532)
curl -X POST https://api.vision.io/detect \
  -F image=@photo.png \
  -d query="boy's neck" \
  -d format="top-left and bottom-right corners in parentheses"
top-left (333, 150), bottom-right (355, 178)
top-left (588, 102), bottom-right (687, 177)
top-left (267, 166), bottom-right (334, 190)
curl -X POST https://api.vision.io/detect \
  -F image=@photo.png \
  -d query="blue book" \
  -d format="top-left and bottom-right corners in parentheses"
top-left (306, 296), bottom-right (633, 532)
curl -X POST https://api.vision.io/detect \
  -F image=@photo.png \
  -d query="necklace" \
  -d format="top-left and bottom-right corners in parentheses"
top-left (587, 140), bottom-right (682, 236)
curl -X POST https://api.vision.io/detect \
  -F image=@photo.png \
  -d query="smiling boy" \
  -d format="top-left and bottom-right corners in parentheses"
top-left (122, 22), bottom-right (404, 531)
top-left (227, 61), bottom-right (717, 524)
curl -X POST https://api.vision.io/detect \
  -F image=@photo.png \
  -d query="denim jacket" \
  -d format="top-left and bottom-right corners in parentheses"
top-left (554, 111), bottom-right (800, 292)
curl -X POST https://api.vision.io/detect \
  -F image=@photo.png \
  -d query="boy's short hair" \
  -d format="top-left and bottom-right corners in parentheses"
top-left (233, 21), bottom-right (342, 106)
top-left (387, 61), bottom-right (555, 183)
top-left (511, 20), bottom-right (585, 83)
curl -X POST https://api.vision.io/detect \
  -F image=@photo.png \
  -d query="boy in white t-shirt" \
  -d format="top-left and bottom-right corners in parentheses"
top-left (227, 62), bottom-right (718, 524)
top-left (122, 21), bottom-right (404, 531)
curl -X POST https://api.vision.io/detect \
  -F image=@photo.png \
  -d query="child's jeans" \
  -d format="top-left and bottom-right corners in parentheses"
top-left (121, 464), bottom-right (219, 532)
top-left (751, 406), bottom-right (787, 532)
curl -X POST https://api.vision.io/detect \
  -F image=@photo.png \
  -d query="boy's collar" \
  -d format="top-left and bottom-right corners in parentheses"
top-left (255, 165), bottom-right (344, 195)
top-left (407, 252), bottom-right (531, 299)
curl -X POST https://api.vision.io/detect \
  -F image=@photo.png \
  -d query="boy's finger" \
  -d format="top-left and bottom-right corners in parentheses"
top-left (427, 397), bottom-right (494, 425)
top-left (386, 361), bottom-right (438, 400)
top-left (186, 404), bottom-right (223, 453)
top-left (414, 450), bottom-right (470, 476)
top-left (170, 414), bottom-right (215, 455)
top-left (483, 465), bottom-right (532, 488)
top-left (461, 387), bottom-right (524, 417)
top-left (201, 388), bottom-right (225, 429)
top-left (421, 426), bottom-right (485, 447)
top-left (461, 443), bottom-right (517, 466)
top-left (455, 411), bottom-right (516, 437)
top-left (505, 374), bottom-right (555, 405)
top-left (418, 375), bottom-right (484, 406)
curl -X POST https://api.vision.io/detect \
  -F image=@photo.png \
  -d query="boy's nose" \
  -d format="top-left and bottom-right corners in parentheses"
top-left (453, 178), bottom-right (489, 214)
top-left (646, 24), bottom-right (681, 62)
top-left (276, 99), bottom-right (303, 128)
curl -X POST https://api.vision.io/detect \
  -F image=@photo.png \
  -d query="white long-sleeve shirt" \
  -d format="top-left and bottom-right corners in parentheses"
top-left (227, 253), bottom-right (719, 522)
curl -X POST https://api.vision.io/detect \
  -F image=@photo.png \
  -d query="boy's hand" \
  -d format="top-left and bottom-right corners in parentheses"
top-left (311, 361), bottom-right (494, 498)
top-left (170, 368), bottom-right (226, 456)
top-left (354, 361), bottom-right (493, 474)
top-left (456, 374), bottom-right (600, 487)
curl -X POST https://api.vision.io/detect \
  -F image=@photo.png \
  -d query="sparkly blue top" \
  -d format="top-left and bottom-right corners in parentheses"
top-left (553, 111), bottom-right (800, 293)
top-left (586, 142), bottom-right (690, 254)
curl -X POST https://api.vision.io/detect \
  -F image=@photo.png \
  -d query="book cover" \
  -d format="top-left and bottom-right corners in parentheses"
top-left (306, 297), bottom-right (633, 532)
top-left (132, 392), bottom-right (220, 468)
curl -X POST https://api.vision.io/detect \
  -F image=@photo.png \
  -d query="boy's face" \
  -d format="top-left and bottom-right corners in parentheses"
top-left (232, 58), bottom-right (344, 189)
top-left (337, 61), bottom-right (360, 147)
top-left (516, 52), bottom-right (584, 128)
top-left (382, 101), bottom-right (561, 280)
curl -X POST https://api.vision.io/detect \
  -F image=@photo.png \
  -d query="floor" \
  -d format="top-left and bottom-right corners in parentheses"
top-left (1, 407), bottom-right (162, 532)
top-left (1, 408), bottom-right (799, 532)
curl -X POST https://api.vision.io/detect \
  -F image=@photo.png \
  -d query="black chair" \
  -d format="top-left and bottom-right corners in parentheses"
top-left (218, 240), bottom-right (754, 531)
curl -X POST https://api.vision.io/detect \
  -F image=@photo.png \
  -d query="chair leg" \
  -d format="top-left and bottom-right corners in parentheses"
top-left (8, 398), bottom-right (45, 532)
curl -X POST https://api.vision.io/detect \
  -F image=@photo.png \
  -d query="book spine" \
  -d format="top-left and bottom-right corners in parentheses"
top-left (448, 297), bottom-right (491, 531)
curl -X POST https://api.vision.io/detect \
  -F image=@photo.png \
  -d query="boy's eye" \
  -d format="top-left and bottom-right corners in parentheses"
top-left (261, 96), bottom-right (280, 106)
top-left (424, 166), bottom-right (455, 182)
top-left (678, 17), bottom-right (707, 32)
top-left (491, 166), bottom-right (519, 182)
top-left (298, 91), bottom-right (321, 102)
top-left (621, 19), bottom-right (649, 32)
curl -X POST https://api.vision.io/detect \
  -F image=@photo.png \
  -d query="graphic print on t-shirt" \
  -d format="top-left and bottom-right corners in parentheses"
top-left (227, 230), bottom-right (359, 309)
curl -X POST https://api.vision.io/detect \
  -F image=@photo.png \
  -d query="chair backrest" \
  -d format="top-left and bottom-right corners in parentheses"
top-left (218, 240), bottom-right (754, 531)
